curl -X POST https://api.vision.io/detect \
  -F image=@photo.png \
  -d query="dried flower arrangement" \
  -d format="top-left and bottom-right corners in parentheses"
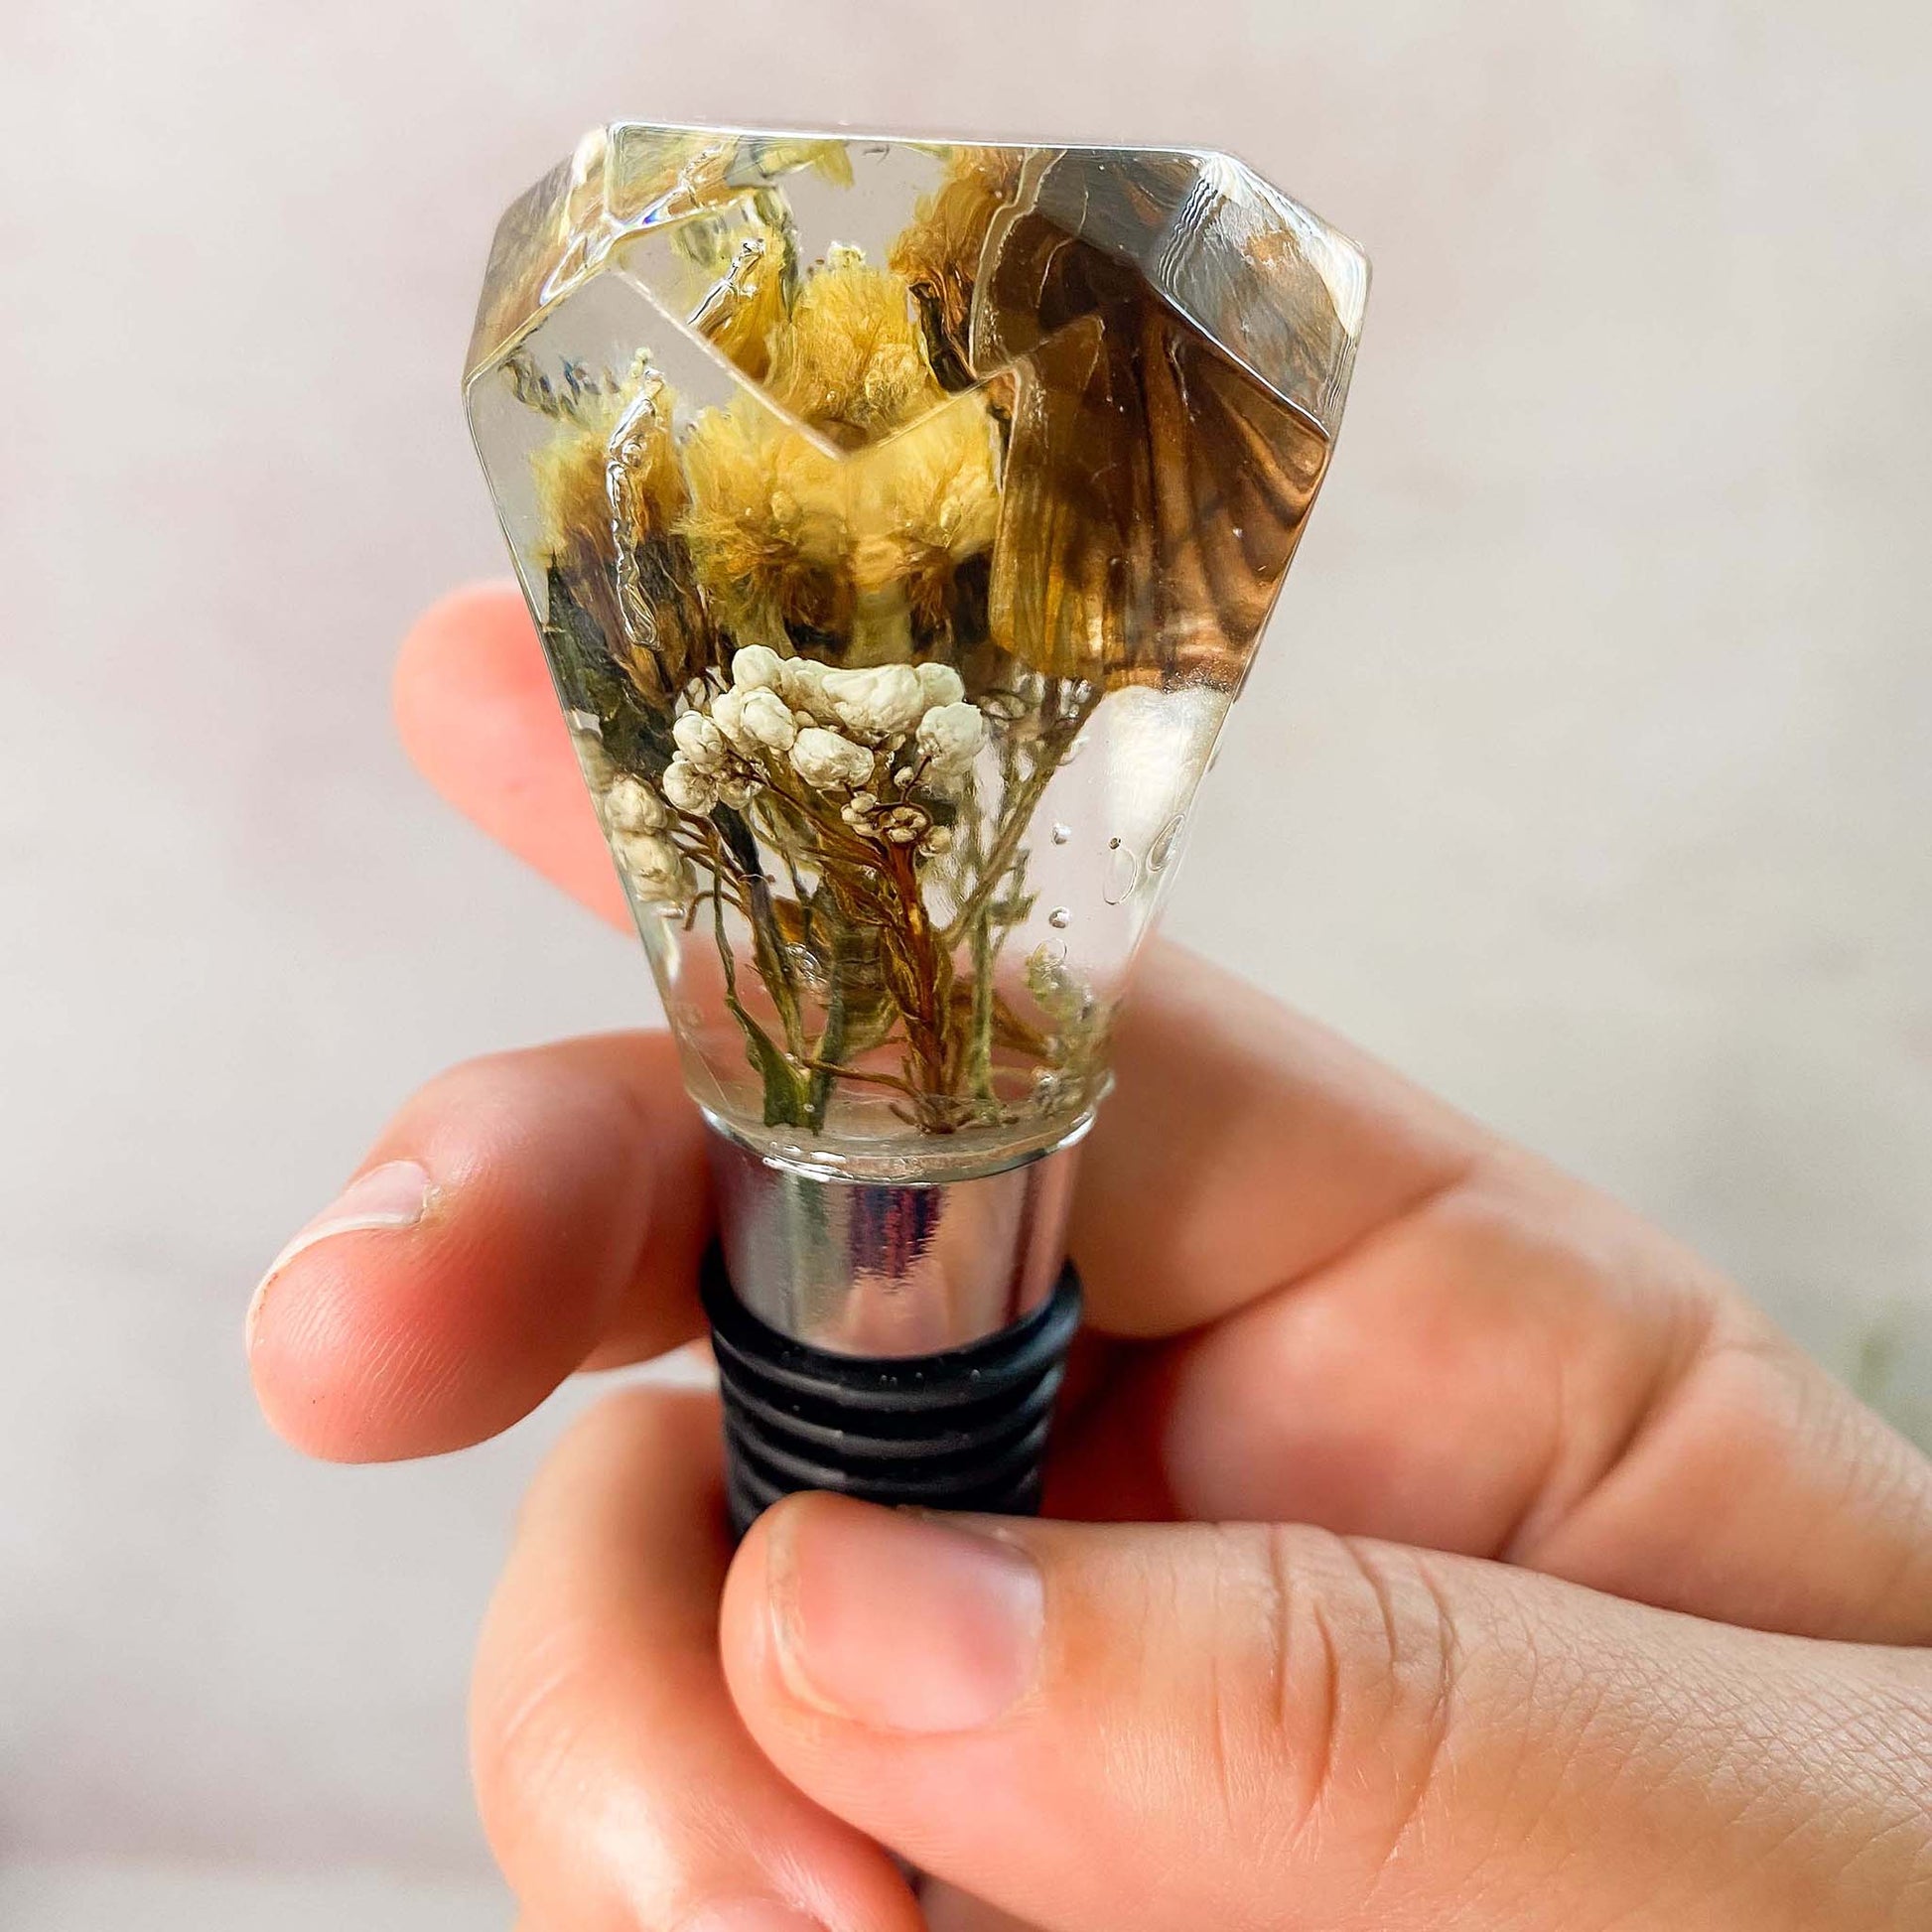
top-left (466, 132), bottom-right (1365, 1163)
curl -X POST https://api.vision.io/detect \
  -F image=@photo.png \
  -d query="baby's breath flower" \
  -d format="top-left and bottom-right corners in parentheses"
top-left (915, 700), bottom-right (986, 770)
top-left (874, 803), bottom-right (932, 846)
top-left (915, 662), bottom-right (965, 709)
top-left (573, 729), bottom-right (617, 790)
top-left (819, 664), bottom-right (927, 743)
top-left (672, 711), bottom-right (728, 770)
top-left (736, 687), bottom-right (798, 754)
top-left (613, 830), bottom-right (690, 901)
top-left (730, 645), bottom-right (787, 692)
top-left (604, 774), bottom-right (669, 835)
top-left (791, 727), bottom-right (875, 792)
top-left (716, 770), bottom-right (763, 809)
top-left (710, 688), bottom-right (754, 753)
top-left (836, 791), bottom-right (935, 850)
top-left (920, 824), bottom-right (954, 857)
top-left (661, 759), bottom-right (719, 814)
top-left (778, 656), bottom-right (843, 726)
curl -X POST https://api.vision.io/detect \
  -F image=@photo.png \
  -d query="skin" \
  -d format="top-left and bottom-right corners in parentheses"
top-left (249, 584), bottom-right (1932, 1930)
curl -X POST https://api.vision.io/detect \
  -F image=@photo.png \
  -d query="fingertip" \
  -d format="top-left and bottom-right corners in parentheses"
top-left (247, 1141), bottom-right (600, 1462)
top-left (393, 580), bottom-right (629, 928)
top-left (248, 1037), bottom-right (711, 1461)
top-left (718, 1490), bottom-right (792, 1710)
top-left (249, 1235), bottom-right (502, 1464)
top-left (393, 581), bottom-right (538, 722)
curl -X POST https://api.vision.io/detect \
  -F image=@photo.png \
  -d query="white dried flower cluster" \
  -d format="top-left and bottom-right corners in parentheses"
top-left (915, 701), bottom-right (984, 769)
top-left (612, 828), bottom-right (692, 901)
top-left (653, 648), bottom-right (986, 860)
top-left (603, 774), bottom-right (669, 835)
top-left (571, 720), bottom-right (617, 791)
top-left (581, 736), bottom-right (691, 906)
top-left (840, 790), bottom-right (953, 852)
top-left (790, 725), bottom-right (873, 791)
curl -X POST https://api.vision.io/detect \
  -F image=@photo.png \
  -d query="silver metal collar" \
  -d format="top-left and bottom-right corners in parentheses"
top-left (702, 1115), bottom-right (1088, 1357)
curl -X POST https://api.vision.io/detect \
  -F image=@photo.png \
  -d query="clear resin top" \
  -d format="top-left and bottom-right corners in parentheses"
top-left (466, 125), bottom-right (1366, 1179)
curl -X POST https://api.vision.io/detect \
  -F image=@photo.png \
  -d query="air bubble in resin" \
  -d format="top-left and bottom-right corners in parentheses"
top-left (1149, 812), bottom-right (1187, 874)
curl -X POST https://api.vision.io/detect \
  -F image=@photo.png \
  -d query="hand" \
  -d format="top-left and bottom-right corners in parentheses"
top-left (249, 586), bottom-right (1932, 1931)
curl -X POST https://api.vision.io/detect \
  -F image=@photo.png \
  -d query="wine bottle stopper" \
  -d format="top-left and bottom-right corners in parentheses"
top-left (465, 125), bottom-right (1367, 1528)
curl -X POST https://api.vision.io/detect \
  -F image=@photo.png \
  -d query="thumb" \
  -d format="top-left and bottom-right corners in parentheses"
top-left (720, 1497), bottom-right (1930, 1931)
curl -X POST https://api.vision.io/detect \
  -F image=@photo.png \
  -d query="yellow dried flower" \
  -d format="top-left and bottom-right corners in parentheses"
top-left (889, 148), bottom-right (1025, 378)
top-left (679, 398), bottom-right (850, 649)
top-left (768, 246), bottom-right (946, 446)
top-left (697, 234), bottom-right (791, 382)
top-left (850, 393), bottom-right (1001, 627)
top-left (530, 419), bottom-right (621, 568)
top-left (528, 361), bottom-right (683, 569)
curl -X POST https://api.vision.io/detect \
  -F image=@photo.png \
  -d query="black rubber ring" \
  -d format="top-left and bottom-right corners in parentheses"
top-left (701, 1245), bottom-right (1081, 1537)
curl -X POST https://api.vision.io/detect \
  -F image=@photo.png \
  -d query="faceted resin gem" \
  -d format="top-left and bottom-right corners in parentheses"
top-left (466, 124), bottom-right (1365, 1174)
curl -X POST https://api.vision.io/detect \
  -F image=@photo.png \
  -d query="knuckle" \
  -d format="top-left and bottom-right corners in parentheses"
top-left (1217, 1527), bottom-right (1461, 1869)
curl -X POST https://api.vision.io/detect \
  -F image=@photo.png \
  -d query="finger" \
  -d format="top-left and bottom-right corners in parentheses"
top-left (475, 1390), bottom-right (919, 1932)
top-left (915, 1886), bottom-right (1040, 1932)
top-left (1058, 949), bottom-right (1932, 1642)
top-left (724, 1497), bottom-right (1932, 1932)
top-left (394, 582), bottom-right (629, 930)
top-left (1068, 943), bottom-right (1484, 1335)
top-left (1049, 1147), bottom-right (1932, 1642)
top-left (247, 1032), bottom-right (711, 1460)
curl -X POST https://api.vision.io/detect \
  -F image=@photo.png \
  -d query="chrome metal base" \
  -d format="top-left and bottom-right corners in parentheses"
top-left (701, 1116), bottom-right (1088, 1357)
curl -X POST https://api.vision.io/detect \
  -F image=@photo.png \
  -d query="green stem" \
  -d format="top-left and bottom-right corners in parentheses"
top-left (878, 841), bottom-right (956, 1129)
top-left (710, 878), bottom-right (808, 1128)
top-left (715, 808), bottom-right (807, 1066)
top-left (803, 925), bottom-right (847, 1133)
top-left (801, 1058), bottom-right (923, 1098)
top-left (966, 898), bottom-right (997, 1104)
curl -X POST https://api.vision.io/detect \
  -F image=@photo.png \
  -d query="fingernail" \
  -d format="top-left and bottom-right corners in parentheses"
top-left (246, 1160), bottom-right (437, 1347)
top-left (677, 1902), bottom-right (829, 1932)
top-left (767, 1502), bottom-right (1043, 1733)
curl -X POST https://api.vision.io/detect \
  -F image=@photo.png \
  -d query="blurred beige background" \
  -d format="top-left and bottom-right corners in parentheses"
top-left (3, 0), bottom-right (1929, 1923)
